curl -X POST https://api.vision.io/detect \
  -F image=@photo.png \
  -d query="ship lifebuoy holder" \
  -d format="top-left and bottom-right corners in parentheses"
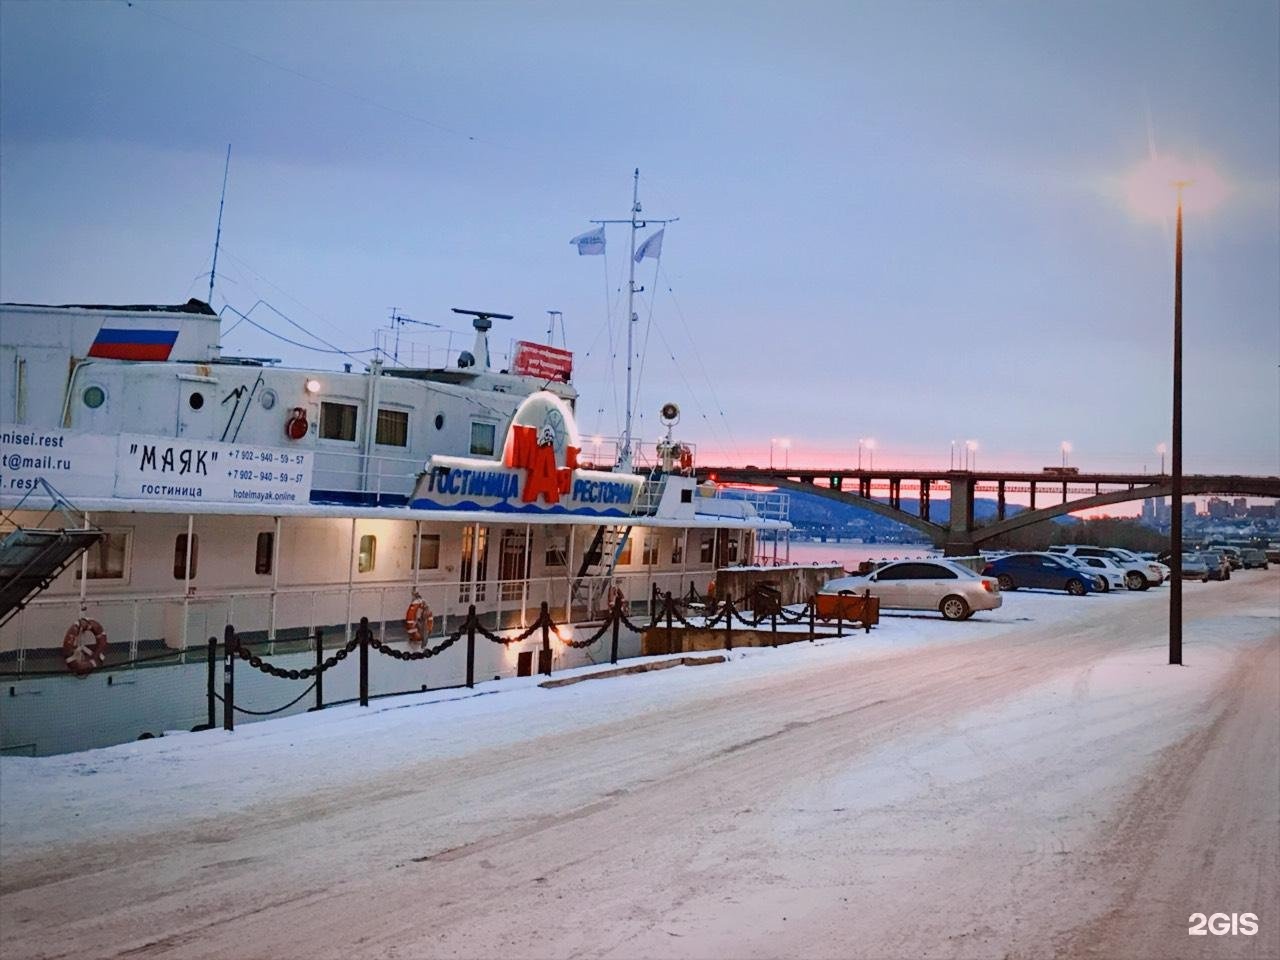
top-left (405, 596), bottom-right (433, 643)
top-left (62, 618), bottom-right (108, 677)
top-left (285, 407), bottom-right (308, 441)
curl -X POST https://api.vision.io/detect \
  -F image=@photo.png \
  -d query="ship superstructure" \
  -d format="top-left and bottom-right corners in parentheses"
top-left (0, 299), bottom-right (786, 681)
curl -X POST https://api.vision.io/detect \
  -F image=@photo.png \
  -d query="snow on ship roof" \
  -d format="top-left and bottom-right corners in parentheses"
top-left (0, 298), bottom-right (217, 315)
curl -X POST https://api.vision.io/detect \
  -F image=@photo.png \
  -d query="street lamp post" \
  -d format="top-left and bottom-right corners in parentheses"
top-left (770, 437), bottom-right (777, 470)
top-left (966, 439), bottom-right (978, 471)
top-left (1157, 442), bottom-right (1167, 475)
top-left (780, 438), bottom-right (791, 470)
top-left (1170, 182), bottom-right (1190, 666)
top-left (1060, 441), bottom-right (1072, 469)
top-left (864, 438), bottom-right (875, 472)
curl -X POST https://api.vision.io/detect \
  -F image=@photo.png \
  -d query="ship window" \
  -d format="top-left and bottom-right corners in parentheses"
top-left (470, 421), bottom-right (497, 457)
top-left (725, 535), bottom-right (739, 563)
top-left (173, 534), bottom-right (199, 580)
top-left (434, 413), bottom-right (445, 430)
top-left (545, 533), bottom-right (567, 567)
top-left (414, 534), bottom-right (440, 570)
top-left (671, 536), bottom-right (684, 565)
top-left (617, 537), bottom-right (633, 566)
top-left (255, 532), bottom-right (274, 575)
top-left (642, 536), bottom-right (659, 566)
top-left (376, 408), bottom-right (409, 447)
top-left (188, 391), bottom-right (205, 410)
top-left (77, 530), bottom-right (129, 580)
top-left (699, 535), bottom-right (714, 563)
top-left (83, 385), bottom-right (106, 409)
top-left (358, 535), bottom-right (377, 573)
top-left (320, 402), bottom-right (358, 441)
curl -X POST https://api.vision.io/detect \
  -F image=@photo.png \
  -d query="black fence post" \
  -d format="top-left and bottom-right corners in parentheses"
top-left (222, 624), bottom-right (235, 732)
top-left (540, 602), bottom-right (552, 676)
top-left (836, 608), bottom-right (844, 638)
top-left (206, 637), bottom-right (217, 730)
top-left (724, 599), bottom-right (733, 652)
top-left (864, 589), bottom-right (873, 634)
top-left (358, 616), bottom-right (370, 707)
top-left (465, 605), bottom-right (476, 689)
top-left (664, 592), bottom-right (674, 653)
top-left (771, 602), bottom-right (777, 646)
top-left (313, 627), bottom-right (324, 712)
top-left (610, 598), bottom-right (621, 665)
top-left (809, 596), bottom-right (816, 642)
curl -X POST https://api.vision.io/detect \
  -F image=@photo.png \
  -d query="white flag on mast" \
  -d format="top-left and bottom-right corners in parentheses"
top-left (633, 227), bottom-right (664, 262)
top-left (570, 225), bottom-right (606, 255)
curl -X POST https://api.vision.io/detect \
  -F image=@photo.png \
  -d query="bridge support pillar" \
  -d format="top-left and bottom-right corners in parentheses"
top-left (945, 473), bottom-right (977, 556)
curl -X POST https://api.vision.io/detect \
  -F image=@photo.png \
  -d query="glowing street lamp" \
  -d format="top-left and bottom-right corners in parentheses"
top-left (965, 439), bottom-right (978, 471)
top-left (1156, 442), bottom-right (1167, 475)
top-left (779, 437), bottom-right (791, 470)
top-left (769, 437), bottom-right (778, 470)
top-left (1123, 156), bottom-right (1224, 665)
top-left (1060, 441), bottom-right (1072, 469)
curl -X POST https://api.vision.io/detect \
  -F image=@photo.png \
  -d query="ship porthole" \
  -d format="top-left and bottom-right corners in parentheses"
top-left (434, 413), bottom-right (445, 430)
top-left (83, 385), bottom-right (106, 409)
top-left (188, 392), bottom-right (205, 410)
top-left (260, 388), bottom-right (277, 410)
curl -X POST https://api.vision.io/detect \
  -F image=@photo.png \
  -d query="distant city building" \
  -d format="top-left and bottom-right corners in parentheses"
top-left (1183, 501), bottom-right (1198, 520)
top-left (1207, 497), bottom-right (1229, 519)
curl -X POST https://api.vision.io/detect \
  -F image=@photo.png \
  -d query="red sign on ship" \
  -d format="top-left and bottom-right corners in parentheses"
top-left (511, 341), bottom-right (573, 381)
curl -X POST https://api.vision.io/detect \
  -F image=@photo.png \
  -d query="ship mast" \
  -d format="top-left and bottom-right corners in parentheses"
top-left (590, 169), bottom-right (677, 472)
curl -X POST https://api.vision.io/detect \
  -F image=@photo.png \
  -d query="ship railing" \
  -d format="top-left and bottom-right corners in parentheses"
top-left (308, 450), bottom-right (424, 501)
top-left (0, 568), bottom-right (707, 673)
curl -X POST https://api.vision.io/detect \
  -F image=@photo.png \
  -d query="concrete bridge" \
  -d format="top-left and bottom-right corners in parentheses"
top-left (697, 467), bottom-right (1280, 555)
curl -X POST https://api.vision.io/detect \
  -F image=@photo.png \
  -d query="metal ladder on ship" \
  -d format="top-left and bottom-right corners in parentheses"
top-left (0, 479), bottom-right (103, 628)
top-left (568, 525), bottom-right (633, 616)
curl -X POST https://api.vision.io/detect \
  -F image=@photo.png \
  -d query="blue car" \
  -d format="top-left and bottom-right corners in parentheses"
top-left (981, 552), bottom-right (1095, 596)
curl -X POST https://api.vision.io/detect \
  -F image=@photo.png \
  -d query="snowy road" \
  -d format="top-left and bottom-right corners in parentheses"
top-left (2, 575), bottom-right (1277, 960)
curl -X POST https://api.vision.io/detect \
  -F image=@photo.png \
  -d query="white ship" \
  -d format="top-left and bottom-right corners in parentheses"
top-left (0, 297), bottom-right (788, 753)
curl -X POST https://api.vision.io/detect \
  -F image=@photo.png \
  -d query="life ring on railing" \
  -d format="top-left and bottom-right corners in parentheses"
top-left (62, 618), bottom-right (108, 676)
top-left (678, 446), bottom-right (694, 472)
top-left (405, 594), bottom-right (433, 643)
top-left (605, 583), bottom-right (625, 611)
top-left (285, 407), bottom-right (308, 441)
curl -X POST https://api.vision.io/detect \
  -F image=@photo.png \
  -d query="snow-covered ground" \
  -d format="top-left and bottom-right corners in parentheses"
top-left (1, 574), bottom-right (1276, 959)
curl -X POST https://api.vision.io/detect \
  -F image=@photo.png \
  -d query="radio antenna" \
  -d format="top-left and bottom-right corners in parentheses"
top-left (208, 143), bottom-right (231, 308)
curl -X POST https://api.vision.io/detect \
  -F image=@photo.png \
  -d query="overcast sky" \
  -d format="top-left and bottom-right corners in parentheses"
top-left (2, 0), bottom-right (1276, 475)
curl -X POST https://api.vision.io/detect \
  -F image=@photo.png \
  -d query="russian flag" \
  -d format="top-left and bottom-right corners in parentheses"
top-left (88, 327), bottom-right (179, 361)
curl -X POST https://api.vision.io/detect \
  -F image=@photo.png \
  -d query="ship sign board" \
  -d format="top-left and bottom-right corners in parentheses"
top-left (511, 341), bottom-right (573, 381)
top-left (409, 391), bottom-right (642, 516)
top-left (0, 425), bottom-right (313, 506)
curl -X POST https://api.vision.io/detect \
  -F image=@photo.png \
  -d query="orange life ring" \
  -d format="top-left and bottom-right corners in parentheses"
top-left (62, 618), bottom-right (108, 677)
top-left (405, 597), bottom-right (433, 643)
top-left (285, 407), bottom-right (308, 441)
top-left (678, 446), bottom-right (693, 471)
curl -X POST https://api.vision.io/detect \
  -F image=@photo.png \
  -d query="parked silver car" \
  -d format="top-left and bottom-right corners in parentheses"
top-left (821, 559), bottom-right (1002, 621)
top-left (1180, 553), bottom-right (1211, 582)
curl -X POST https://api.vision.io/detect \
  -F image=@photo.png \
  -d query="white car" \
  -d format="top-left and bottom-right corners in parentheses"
top-left (1068, 555), bottom-right (1127, 592)
top-left (820, 558), bottom-right (1002, 621)
top-left (1048, 545), bottom-right (1164, 591)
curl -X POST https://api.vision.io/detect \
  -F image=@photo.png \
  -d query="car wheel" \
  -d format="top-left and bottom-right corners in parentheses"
top-left (1201, 574), bottom-right (1209, 583)
top-left (997, 574), bottom-right (1015, 591)
top-left (1124, 571), bottom-right (1148, 591)
top-left (1099, 580), bottom-right (1110, 593)
top-left (1066, 578), bottom-right (1087, 596)
top-left (940, 595), bottom-right (970, 621)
